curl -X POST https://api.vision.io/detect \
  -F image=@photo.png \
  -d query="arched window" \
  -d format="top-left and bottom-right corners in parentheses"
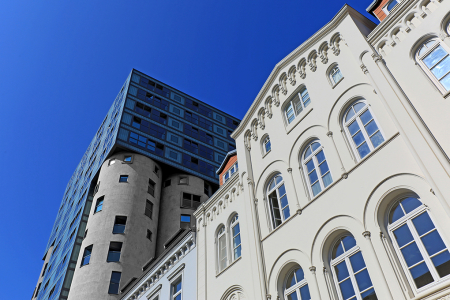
top-left (343, 101), bottom-right (384, 160)
top-left (284, 267), bottom-right (311, 300)
top-left (263, 136), bottom-right (271, 154)
top-left (388, 197), bottom-right (450, 290)
top-left (330, 65), bottom-right (343, 85)
top-left (302, 140), bottom-right (333, 197)
top-left (230, 214), bottom-right (241, 260)
top-left (330, 235), bottom-right (377, 300)
top-left (267, 174), bottom-right (290, 229)
top-left (284, 87), bottom-right (311, 124)
top-left (416, 39), bottom-right (450, 93)
top-left (217, 225), bottom-right (227, 272)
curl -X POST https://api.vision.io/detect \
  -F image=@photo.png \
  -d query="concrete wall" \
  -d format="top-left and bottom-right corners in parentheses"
top-left (68, 153), bottom-right (162, 300)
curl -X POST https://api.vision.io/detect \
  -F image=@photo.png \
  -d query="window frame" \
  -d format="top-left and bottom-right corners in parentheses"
top-left (145, 200), bottom-right (153, 219)
top-left (284, 87), bottom-right (311, 125)
top-left (416, 39), bottom-right (450, 94)
top-left (329, 65), bottom-right (344, 87)
top-left (107, 242), bottom-right (122, 263)
top-left (171, 275), bottom-right (183, 300)
top-left (123, 155), bottom-right (133, 163)
top-left (230, 214), bottom-right (241, 261)
top-left (283, 267), bottom-right (310, 300)
top-left (387, 197), bottom-right (450, 293)
top-left (217, 225), bottom-right (228, 273)
top-left (113, 216), bottom-right (127, 234)
top-left (81, 245), bottom-right (93, 267)
top-left (108, 271), bottom-right (121, 294)
top-left (223, 162), bottom-right (238, 183)
top-left (301, 140), bottom-right (333, 198)
top-left (119, 175), bottom-right (128, 183)
top-left (343, 101), bottom-right (385, 161)
top-left (266, 174), bottom-right (290, 230)
top-left (263, 136), bottom-right (271, 155)
top-left (94, 196), bottom-right (104, 214)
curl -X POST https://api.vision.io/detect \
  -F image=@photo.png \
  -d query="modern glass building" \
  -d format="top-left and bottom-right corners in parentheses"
top-left (31, 69), bottom-right (240, 300)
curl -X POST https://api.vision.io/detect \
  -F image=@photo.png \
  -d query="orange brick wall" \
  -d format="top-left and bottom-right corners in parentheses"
top-left (371, 0), bottom-right (390, 21)
top-left (219, 155), bottom-right (238, 186)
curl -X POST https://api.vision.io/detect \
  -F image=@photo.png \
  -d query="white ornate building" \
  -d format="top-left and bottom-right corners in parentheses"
top-left (194, 1), bottom-right (450, 300)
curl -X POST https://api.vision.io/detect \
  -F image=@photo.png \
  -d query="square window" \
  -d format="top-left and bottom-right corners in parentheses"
top-left (113, 216), bottom-right (127, 234)
top-left (181, 214), bottom-right (191, 223)
top-left (124, 156), bottom-right (132, 162)
top-left (170, 151), bottom-right (178, 160)
top-left (107, 242), bottom-right (122, 262)
top-left (173, 107), bottom-right (181, 114)
top-left (119, 175), bottom-right (128, 183)
top-left (217, 127), bottom-right (224, 134)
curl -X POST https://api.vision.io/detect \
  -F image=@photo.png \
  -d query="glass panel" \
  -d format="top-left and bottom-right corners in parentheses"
top-left (282, 207), bottom-right (291, 220)
top-left (357, 142), bottom-right (371, 159)
top-left (440, 73), bottom-right (450, 91)
top-left (322, 172), bottom-right (333, 188)
top-left (346, 108), bottom-right (355, 122)
top-left (348, 121), bottom-right (360, 135)
top-left (311, 142), bottom-right (320, 152)
top-left (431, 250), bottom-right (450, 278)
top-left (400, 197), bottom-right (422, 214)
top-left (174, 280), bottom-right (182, 293)
top-left (339, 278), bottom-right (356, 300)
top-left (352, 132), bottom-right (366, 146)
top-left (234, 245), bottom-right (242, 259)
top-left (269, 179), bottom-right (275, 191)
top-left (387, 0), bottom-right (398, 11)
top-left (319, 161), bottom-right (329, 176)
top-left (286, 271), bottom-right (296, 288)
top-left (332, 69), bottom-right (343, 83)
top-left (287, 292), bottom-right (299, 300)
top-left (316, 150), bottom-right (325, 163)
top-left (349, 251), bottom-right (366, 272)
top-left (431, 55), bottom-right (450, 79)
top-left (361, 288), bottom-right (377, 300)
top-left (353, 102), bottom-right (366, 113)
top-left (354, 269), bottom-right (373, 292)
top-left (304, 148), bottom-right (312, 159)
top-left (280, 194), bottom-right (289, 210)
top-left (333, 242), bottom-right (345, 259)
top-left (113, 224), bottom-right (125, 234)
top-left (389, 203), bottom-right (405, 224)
top-left (107, 252), bottom-right (121, 262)
top-left (370, 131), bottom-right (384, 148)
top-left (295, 268), bottom-right (305, 282)
top-left (232, 223), bottom-right (240, 237)
top-left (311, 182), bottom-right (322, 196)
top-left (335, 261), bottom-right (350, 281)
top-left (412, 212), bottom-right (435, 236)
top-left (300, 284), bottom-right (311, 300)
top-left (360, 110), bottom-right (373, 125)
top-left (275, 175), bottom-right (283, 185)
top-left (342, 236), bottom-right (357, 251)
top-left (174, 295), bottom-right (181, 300)
top-left (364, 120), bottom-right (378, 136)
top-left (308, 170), bottom-right (318, 185)
top-left (410, 262), bottom-right (434, 289)
top-left (306, 160), bottom-right (315, 172)
top-left (401, 242), bottom-right (423, 267)
top-left (423, 46), bottom-right (447, 68)
top-left (393, 224), bottom-right (414, 247)
top-left (278, 184), bottom-right (286, 197)
top-left (421, 230), bottom-right (446, 256)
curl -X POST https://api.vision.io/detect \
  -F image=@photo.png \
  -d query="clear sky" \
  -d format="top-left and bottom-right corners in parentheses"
top-left (0, 1), bottom-right (377, 297)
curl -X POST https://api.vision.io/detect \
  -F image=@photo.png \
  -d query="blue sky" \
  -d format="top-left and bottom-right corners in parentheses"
top-left (0, 1), bottom-right (377, 297)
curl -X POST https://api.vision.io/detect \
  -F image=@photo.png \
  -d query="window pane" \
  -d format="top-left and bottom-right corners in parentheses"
top-left (364, 120), bottom-right (378, 136)
top-left (431, 55), bottom-right (450, 79)
top-left (369, 131), bottom-right (384, 148)
top-left (311, 142), bottom-right (320, 152)
top-left (319, 161), bottom-right (329, 176)
top-left (431, 250), bottom-right (450, 277)
top-left (107, 251), bottom-right (121, 262)
top-left (401, 197), bottom-right (422, 213)
top-left (412, 212), bottom-right (435, 236)
top-left (232, 223), bottom-right (240, 237)
top-left (278, 184), bottom-right (286, 197)
top-left (295, 268), bottom-right (305, 282)
top-left (357, 142), bottom-right (371, 159)
top-left (286, 271), bottom-right (296, 289)
top-left (440, 73), bottom-right (450, 91)
top-left (280, 195), bottom-right (288, 209)
top-left (322, 172), bottom-right (333, 188)
top-left (282, 207), bottom-right (290, 220)
top-left (316, 150), bottom-right (325, 163)
top-left (300, 284), bottom-right (311, 300)
top-left (401, 242), bottom-right (423, 267)
top-left (354, 102), bottom-right (366, 113)
top-left (349, 251), bottom-right (366, 272)
top-left (335, 261), bottom-right (350, 281)
top-left (339, 278), bottom-right (356, 300)
top-left (174, 280), bottom-right (182, 293)
top-left (389, 204), bottom-right (405, 223)
top-left (393, 224), bottom-right (414, 247)
top-left (233, 234), bottom-right (241, 248)
top-left (304, 148), bottom-right (312, 159)
top-left (348, 121), bottom-right (360, 135)
top-left (355, 269), bottom-right (373, 292)
top-left (352, 131), bottom-right (366, 146)
top-left (423, 46), bottom-right (447, 68)
top-left (333, 242), bottom-right (345, 259)
top-left (346, 109), bottom-right (355, 123)
top-left (234, 245), bottom-right (242, 260)
top-left (305, 160), bottom-right (315, 172)
top-left (361, 288), bottom-right (377, 300)
top-left (342, 235), bottom-right (357, 251)
top-left (287, 292), bottom-right (299, 300)
top-left (421, 231), bottom-right (446, 256)
top-left (360, 110), bottom-right (373, 125)
top-left (410, 262), bottom-right (434, 288)
top-left (311, 181), bottom-right (321, 196)
top-left (308, 170), bottom-right (319, 185)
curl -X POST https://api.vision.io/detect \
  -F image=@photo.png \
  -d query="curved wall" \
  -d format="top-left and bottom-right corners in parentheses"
top-left (68, 153), bottom-right (162, 300)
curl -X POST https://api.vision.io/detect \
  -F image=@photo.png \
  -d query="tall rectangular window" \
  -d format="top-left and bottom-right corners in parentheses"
top-left (145, 200), bottom-right (153, 219)
top-left (81, 245), bottom-right (93, 266)
top-left (108, 271), bottom-right (121, 294)
top-left (119, 175), bottom-right (128, 182)
top-left (107, 242), bottom-right (122, 262)
top-left (113, 216), bottom-right (127, 234)
top-left (148, 179), bottom-right (155, 196)
top-left (171, 277), bottom-right (182, 300)
top-left (94, 196), bottom-right (104, 213)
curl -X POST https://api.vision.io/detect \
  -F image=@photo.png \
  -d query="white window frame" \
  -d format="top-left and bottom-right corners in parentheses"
top-left (230, 214), bottom-right (241, 261)
top-left (266, 174), bottom-right (290, 230)
top-left (343, 101), bottom-right (385, 161)
top-left (223, 163), bottom-right (238, 183)
top-left (284, 87), bottom-right (311, 124)
top-left (263, 136), bottom-right (271, 155)
top-left (217, 225), bottom-right (228, 272)
top-left (301, 140), bottom-right (333, 198)
top-left (330, 236), bottom-right (376, 300)
top-left (283, 267), bottom-right (309, 300)
top-left (416, 39), bottom-right (450, 94)
top-left (387, 198), bottom-right (450, 293)
top-left (170, 275), bottom-right (183, 300)
top-left (329, 65), bottom-right (344, 86)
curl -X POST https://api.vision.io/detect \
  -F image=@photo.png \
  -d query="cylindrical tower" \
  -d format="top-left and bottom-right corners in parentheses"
top-left (156, 173), bottom-right (209, 256)
top-left (68, 152), bottom-right (162, 300)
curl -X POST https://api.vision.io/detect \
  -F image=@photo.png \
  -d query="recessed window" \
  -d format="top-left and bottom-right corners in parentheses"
top-left (179, 177), bottom-right (188, 185)
top-left (164, 179), bottom-right (171, 187)
top-left (145, 200), bottom-right (153, 219)
top-left (284, 87), bottom-right (311, 124)
top-left (119, 175), bottom-right (128, 183)
top-left (171, 277), bottom-right (182, 300)
top-left (284, 268), bottom-right (311, 300)
top-left (263, 136), bottom-right (271, 154)
top-left (182, 193), bottom-right (201, 209)
top-left (148, 179), bottom-right (156, 196)
top-left (416, 39), bottom-right (450, 92)
top-left (217, 225), bottom-right (227, 272)
top-left (181, 214), bottom-right (191, 229)
top-left (329, 65), bottom-right (343, 85)
top-left (231, 214), bottom-right (241, 260)
top-left (109, 159), bottom-right (116, 166)
top-left (94, 196), bottom-right (104, 213)
top-left (146, 229), bottom-right (152, 241)
top-left (113, 216), bottom-right (127, 234)
top-left (223, 163), bottom-right (238, 183)
top-left (267, 174), bottom-right (290, 229)
top-left (107, 242), bottom-right (122, 262)
top-left (302, 140), bottom-right (333, 197)
top-left (124, 156), bottom-right (132, 162)
top-left (108, 271), bottom-right (121, 294)
top-left (81, 245), bottom-right (93, 266)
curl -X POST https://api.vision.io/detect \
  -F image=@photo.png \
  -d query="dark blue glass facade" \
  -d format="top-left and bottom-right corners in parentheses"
top-left (33, 70), bottom-right (239, 300)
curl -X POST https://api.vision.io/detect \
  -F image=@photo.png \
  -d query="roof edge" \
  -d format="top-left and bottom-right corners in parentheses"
top-left (216, 150), bottom-right (237, 174)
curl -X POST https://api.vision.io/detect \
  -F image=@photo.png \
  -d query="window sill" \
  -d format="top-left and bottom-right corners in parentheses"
top-left (411, 278), bottom-right (450, 300)
top-left (331, 77), bottom-right (344, 89)
top-left (442, 89), bottom-right (450, 99)
top-left (216, 256), bottom-right (242, 277)
top-left (285, 107), bottom-right (314, 135)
